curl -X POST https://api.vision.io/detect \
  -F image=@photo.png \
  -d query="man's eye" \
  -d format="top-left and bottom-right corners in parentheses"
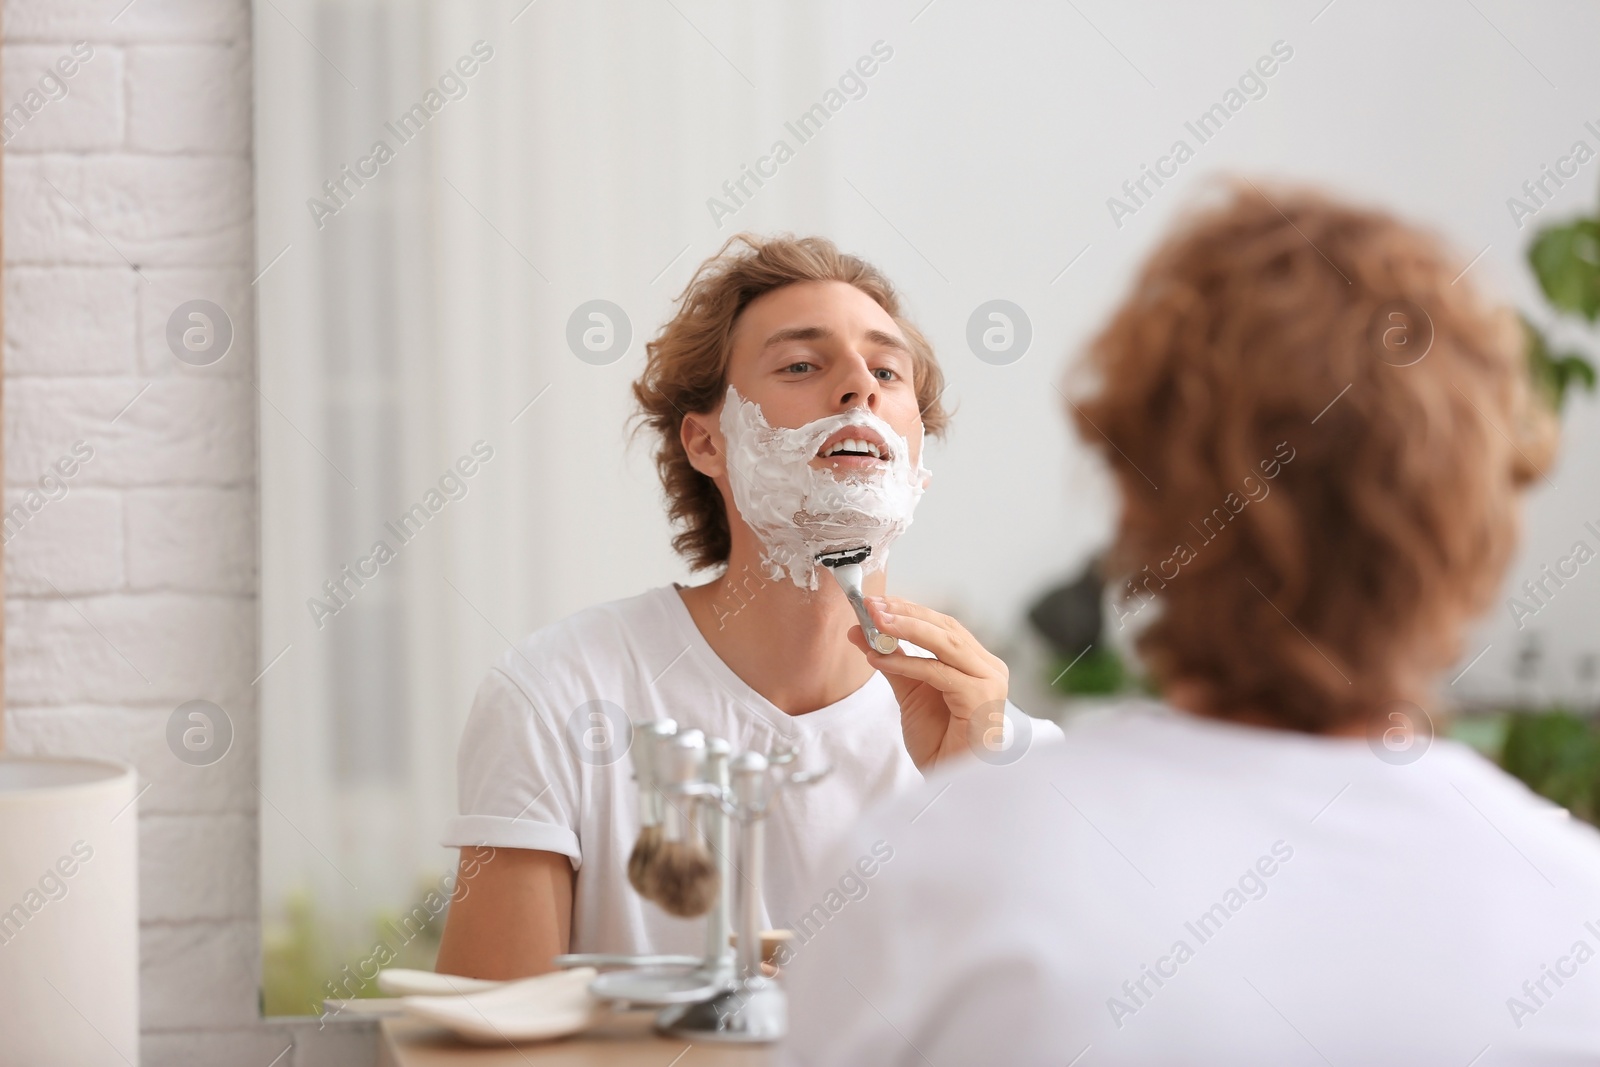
top-left (785, 361), bottom-right (814, 373)
top-left (873, 367), bottom-right (897, 381)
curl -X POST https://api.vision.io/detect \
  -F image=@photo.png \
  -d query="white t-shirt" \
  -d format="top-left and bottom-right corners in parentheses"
top-left (782, 701), bottom-right (1600, 1066)
top-left (442, 585), bottom-right (1063, 958)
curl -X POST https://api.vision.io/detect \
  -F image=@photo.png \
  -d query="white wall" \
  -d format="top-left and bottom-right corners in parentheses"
top-left (823, 0), bottom-right (1600, 699)
top-left (3, 0), bottom-right (371, 1061)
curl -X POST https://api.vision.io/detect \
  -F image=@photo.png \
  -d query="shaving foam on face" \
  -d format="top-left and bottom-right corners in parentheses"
top-left (719, 385), bottom-right (930, 590)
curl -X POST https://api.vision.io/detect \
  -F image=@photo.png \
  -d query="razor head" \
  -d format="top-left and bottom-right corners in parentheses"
top-left (816, 545), bottom-right (871, 568)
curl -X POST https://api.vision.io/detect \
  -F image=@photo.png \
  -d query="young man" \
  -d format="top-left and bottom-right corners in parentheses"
top-left (782, 187), bottom-right (1600, 1063)
top-left (434, 235), bottom-right (1061, 978)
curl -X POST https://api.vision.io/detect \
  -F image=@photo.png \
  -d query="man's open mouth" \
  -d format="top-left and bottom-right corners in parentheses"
top-left (816, 426), bottom-right (892, 465)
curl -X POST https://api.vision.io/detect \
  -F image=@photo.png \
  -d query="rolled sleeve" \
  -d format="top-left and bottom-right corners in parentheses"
top-left (441, 664), bottom-right (585, 868)
top-left (441, 814), bottom-right (580, 862)
top-left (1022, 703), bottom-right (1066, 748)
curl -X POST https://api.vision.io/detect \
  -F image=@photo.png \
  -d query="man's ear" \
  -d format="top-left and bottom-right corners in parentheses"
top-left (680, 410), bottom-right (726, 479)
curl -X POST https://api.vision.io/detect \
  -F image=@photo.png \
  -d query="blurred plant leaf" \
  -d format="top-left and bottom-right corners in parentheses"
top-left (1529, 218), bottom-right (1600, 322)
top-left (262, 878), bottom-right (449, 1017)
top-left (1499, 709), bottom-right (1600, 824)
top-left (262, 890), bottom-right (331, 1017)
top-left (1048, 644), bottom-right (1128, 696)
top-left (1523, 316), bottom-right (1598, 412)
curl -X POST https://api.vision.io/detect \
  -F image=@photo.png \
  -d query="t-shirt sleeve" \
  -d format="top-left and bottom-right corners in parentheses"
top-left (901, 648), bottom-right (1066, 752)
top-left (440, 665), bottom-right (583, 866)
top-left (1022, 703), bottom-right (1067, 748)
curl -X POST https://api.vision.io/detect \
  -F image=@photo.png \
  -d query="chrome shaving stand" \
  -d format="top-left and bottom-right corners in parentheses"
top-left (557, 730), bottom-right (827, 1044)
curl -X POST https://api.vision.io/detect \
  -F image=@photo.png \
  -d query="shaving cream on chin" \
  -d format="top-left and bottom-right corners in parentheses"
top-left (719, 385), bottom-right (930, 591)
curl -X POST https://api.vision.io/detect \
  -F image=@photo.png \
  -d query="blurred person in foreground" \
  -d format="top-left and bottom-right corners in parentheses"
top-left (782, 183), bottom-right (1600, 1065)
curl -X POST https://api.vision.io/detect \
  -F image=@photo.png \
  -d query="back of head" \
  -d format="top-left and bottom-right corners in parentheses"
top-left (1072, 182), bottom-right (1558, 733)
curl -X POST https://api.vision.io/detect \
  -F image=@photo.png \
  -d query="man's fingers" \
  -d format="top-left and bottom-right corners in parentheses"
top-left (866, 645), bottom-right (966, 696)
top-left (872, 596), bottom-right (957, 634)
top-left (848, 626), bottom-right (923, 703)
top-left (866, 602), bottom-right (989, 677)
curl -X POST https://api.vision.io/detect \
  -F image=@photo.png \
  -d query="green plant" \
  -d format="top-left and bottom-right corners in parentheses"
top-left (1524, 202), bottom-right (1600, 411)
top-left (1047, 644), bottom-right (1129, 697)
top-left (1492, 196), bottom-right (1600, 823)
top-left (261, 889), bottom-right (332, 1017)
top-left (261, 877), bottom-right (451, 1017)
top-left (1499, 709), bottom-right (1600, 824)
top-left (1524, 315), bottom-right (1597, 411)
top-left (1530, 218), bottom-right (1600, 322)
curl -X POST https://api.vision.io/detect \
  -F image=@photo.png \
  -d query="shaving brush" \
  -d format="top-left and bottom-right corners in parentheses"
top-left (627, 825), bottom-right (662, 897)
top-left (627, 720), bottom-right (676, 897)
top-left (646, 729), bottom-right (721, 918)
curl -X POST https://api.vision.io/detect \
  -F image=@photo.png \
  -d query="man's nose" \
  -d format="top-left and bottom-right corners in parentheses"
top-left (836, 358), bottom-right (879, 410)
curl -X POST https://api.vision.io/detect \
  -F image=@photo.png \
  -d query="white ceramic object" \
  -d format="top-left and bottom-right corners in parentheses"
top-left (402, 966), bottom-right (605, 1044)
top-left (0, 757), bottom-right (139, 1067)
top-left (377, 968), bottom-right (503, 997)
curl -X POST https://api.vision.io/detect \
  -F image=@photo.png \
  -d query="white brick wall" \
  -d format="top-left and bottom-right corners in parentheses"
top-left (3, 1), bottom-right (375, 1062)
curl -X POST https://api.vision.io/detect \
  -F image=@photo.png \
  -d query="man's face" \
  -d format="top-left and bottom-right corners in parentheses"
top-left (684, 279), bottom-right (926, 480)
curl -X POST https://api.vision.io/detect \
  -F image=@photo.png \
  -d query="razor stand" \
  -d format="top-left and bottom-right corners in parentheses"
top-left (656, 748), bottom-right (782, 1042)
top-left (577, 734), bottom-right (827, 1044)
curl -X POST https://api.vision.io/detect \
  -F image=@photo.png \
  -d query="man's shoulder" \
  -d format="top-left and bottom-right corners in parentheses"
top-left (484, 585), bottom-right (687, 699)
top-left (1436, 740), bottom-right (1600, 878)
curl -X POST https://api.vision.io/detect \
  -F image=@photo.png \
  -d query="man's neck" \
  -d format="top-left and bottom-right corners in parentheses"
top-left (676, 540), bottom-right (886, 717)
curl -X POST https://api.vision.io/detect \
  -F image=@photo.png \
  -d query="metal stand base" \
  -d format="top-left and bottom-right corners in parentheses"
top-left (655, 976), bottom-right (786, 1044)
top-left (586, 964), bottom-right (729, 1007)
top-left (552, 952), bottom-right (702, 971)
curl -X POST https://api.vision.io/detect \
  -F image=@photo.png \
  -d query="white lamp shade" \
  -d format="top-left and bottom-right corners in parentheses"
top-left (0, 757), bottom-right (139, 1066)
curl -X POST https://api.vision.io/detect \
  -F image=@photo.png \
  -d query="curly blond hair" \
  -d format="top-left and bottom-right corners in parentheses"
top-left (634, 234), bottom-right (948, 572)
top-left (1072, 182), bottom-right (1557, 733)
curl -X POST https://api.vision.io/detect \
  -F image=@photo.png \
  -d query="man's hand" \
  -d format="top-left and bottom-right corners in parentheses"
top-left (846, 595), bottom-right (1009, 772)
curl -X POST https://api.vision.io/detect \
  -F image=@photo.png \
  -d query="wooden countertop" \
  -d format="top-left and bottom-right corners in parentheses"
top-left (379, 1009), bottom-right (776, 1066)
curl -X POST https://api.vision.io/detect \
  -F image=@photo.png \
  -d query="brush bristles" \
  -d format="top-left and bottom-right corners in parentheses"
top-left (645, 841), bottom-right (721, 918)
top-left (627, 824), bottom-right (662, 898)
